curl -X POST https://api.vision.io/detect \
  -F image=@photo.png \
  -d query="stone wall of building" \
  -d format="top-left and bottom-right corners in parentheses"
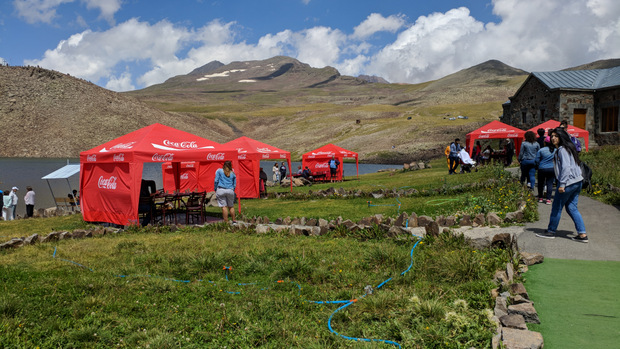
top-left (593, 88), bottom-right (620, 145)
top-left (501, 77), bottom-right (559, 129)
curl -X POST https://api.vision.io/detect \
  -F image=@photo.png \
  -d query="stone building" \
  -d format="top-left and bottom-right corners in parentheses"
top-left (501, 67), bottom-right (620, 146)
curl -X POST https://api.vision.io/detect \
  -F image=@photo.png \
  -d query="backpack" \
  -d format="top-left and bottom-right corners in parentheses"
top-left (571, 136), bottom-right (582, 152)
top-left (580, 161), bottom-right (592, 191)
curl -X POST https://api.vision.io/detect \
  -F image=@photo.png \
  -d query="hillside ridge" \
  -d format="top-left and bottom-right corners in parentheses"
top-left (1, 57), bottom-right (617, 161)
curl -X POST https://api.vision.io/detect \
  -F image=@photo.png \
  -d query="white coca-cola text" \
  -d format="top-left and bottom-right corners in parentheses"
top-left (98, 176), bottom-right (117, 190)
top-left (111, 142), bottom-right (136, 150)
top-left (315, 163), bottom-right (329, 168)
top-left (163, 139), bottom-right (198, 149)
top-left (87, 154), bottom-right (97, 162)
top-left (113, 153), bottom-right (125, 161)
top-left (152, 153), bottom-right (174, 161)
top-left (180, 173), bottom-right (189, 179)
top-left (206, 152), bottom-right (225, 160)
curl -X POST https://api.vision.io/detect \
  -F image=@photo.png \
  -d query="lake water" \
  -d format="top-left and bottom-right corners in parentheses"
top-left (0, 158), bottom-right (402, 217)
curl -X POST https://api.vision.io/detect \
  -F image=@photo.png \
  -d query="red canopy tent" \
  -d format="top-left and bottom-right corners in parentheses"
top-left (466, 120), bottom-right (526, 157)
top-left (527, 120), bottom-right (589, 151)
top-left (302, 144), bottom-right (358, 181)
top-left (223, 136), bottom-right (292, 198)
top-left (79, 123), bottom-right (237, 226)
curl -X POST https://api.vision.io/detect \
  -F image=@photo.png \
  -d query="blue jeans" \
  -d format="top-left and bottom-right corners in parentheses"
top-left (520, 159), bottom-right (536, 188)
top-left (547, 181), bottom-right (586, 234)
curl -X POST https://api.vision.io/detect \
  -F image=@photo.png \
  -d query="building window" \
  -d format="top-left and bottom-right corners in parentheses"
top-left (601, 106), bottom-right (618, 132)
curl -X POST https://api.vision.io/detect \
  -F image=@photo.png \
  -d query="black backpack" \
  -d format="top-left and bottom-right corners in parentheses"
top-left (580, 162), bottom-right (593, 191)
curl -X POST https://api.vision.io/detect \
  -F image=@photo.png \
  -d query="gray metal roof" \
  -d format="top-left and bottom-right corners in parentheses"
top-left (533, 66), bottom-right (620, 90)
top-left (41, 164), bottom-right (80, 179)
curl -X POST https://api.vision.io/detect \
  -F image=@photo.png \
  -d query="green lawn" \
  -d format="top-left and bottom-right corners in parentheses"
top-left (525, 259), bottom-right (620, 348)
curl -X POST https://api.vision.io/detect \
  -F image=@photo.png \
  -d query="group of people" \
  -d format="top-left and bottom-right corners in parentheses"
top-left (448, 121), bottom-right (587, 243)
top-left (272, 162), bottom-right (288, 184)
top-left (2, 186), bottom-right (35, 221)
top-left (445, 138), bottom-right (478, 174)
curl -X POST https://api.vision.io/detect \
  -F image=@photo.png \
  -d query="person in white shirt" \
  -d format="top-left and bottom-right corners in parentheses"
top-left (2, 190), bottom-right (13, 221)
top-left (24, 186), bottom-right (36, 218)
top-left (9, 187), bottom-right (18, 220)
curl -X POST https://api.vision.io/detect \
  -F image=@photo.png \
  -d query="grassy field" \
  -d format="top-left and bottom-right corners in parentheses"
top-left (1, 225), bottom-right (511, 348)
top-left (0, 160), bottom-right (529, 348)
top-left (1, 147), bottom-right (616, 348)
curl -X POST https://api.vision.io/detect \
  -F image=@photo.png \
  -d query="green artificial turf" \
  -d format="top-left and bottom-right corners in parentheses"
top-left (525, 258), bottom-right (620, 349)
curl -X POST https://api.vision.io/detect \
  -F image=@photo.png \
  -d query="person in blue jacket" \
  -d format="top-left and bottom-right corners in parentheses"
top-left (214, 161), bottom-right (237, 223)
top-left (535, 140), bottom-right (556, 204)
top-left (518, 131), bottom-right (540, 189)
top-left (536, 127), bottom-right (588, 243)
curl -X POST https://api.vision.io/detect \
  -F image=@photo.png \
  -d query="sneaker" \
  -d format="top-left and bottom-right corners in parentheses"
top-left (538, 198), bottom-right (544, 203)
top-left (545, 199), bottom-right (552, 205)
top-left (535, 231), bottom-right (556, 239)
top-left (571, 235), bottom-right (589, 243)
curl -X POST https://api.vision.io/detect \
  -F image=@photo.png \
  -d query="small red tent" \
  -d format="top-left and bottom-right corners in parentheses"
top-left (223, 136), bottom-right (292, 198)
top-left (79, 123), bottom-right (237, 226)
top-left (527, 120), bottom-right (589, 151)
top-left (302, 144), bottom-right (358, 181)
top-left (466, 120), bottom-right (526, 156)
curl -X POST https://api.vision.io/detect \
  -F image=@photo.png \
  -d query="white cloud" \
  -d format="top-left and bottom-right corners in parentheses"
top-left (365, 7), bottom-right (484, 83)
top-left (13, 0), bottom-right (121, 24)
top-left (83, 0), bottom-right (121, 24)
top-left (13, 0), bottom-right (73, 24)
top-left (105, 71), bottom-right (134, 91)
top-left (351, 13), bottom-right (406, 40)
top-left (0, 57), bottom-right (7, 65)
top-left (26, 18), bottom-right (192, 84)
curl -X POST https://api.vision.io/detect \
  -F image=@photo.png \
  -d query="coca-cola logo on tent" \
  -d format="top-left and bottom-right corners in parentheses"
top-left (256, 147), bottom-right (273, 153)
top-left (180, 173), bottom-right (189, 180)
top-left (87, 155), bottom-right (97, 162)
top-left (315, 163), bottom-right (329, 168)
top-left (206, 153), bottom-right (225, 161)
top-left (152, 140), bottom-right (214, 151)
top-left (113, 153), bottom-right (125, 162)
top-left (152, 153), bottom-right (174, 161)
top-left (98, 176), bottom-right (117, 190)
top-left (111, 142), bottom-right (136, 150)
top-left (238, 154), bottom-right (247, 160)
top-left (481, 128), bottom-right (516, 133)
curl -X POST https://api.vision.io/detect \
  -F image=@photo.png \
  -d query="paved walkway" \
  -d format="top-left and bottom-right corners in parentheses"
top-left (517, 195), bottom-right (620, 261)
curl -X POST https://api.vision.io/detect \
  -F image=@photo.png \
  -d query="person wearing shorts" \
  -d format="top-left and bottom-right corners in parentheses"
top-left (214, 161), bottom-right (237, 223)
top-left (328, 155), bottom-right (340, 183)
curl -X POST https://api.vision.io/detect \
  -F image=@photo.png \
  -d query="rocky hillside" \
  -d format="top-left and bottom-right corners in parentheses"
top-left (3, 57), bottom-right (617, 161)
top-left (0, 66), bottom-right (226, 158)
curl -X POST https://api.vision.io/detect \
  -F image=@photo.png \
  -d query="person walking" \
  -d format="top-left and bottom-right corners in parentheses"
top-left (24, 186), bottom-right (35, 218)
top-left (214, 161), bottom-right (237, 223)
top-left (536, 127), bottom-right (587, 242)
top-left (448, 139), bottom-right (462, 175)
top-left (518, 131), bottom-right (540, 189)
top-left (535, 140), bottom-right (556, 204)
top-left (9, 187), bottom-right (18, 220)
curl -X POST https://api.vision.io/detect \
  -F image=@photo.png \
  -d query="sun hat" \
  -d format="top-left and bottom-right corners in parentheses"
top-left (12, 186), bottom-right (19, 190)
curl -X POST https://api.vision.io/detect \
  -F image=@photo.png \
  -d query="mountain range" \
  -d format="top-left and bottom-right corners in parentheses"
top-left (1, 56), bottom-right (617, 161)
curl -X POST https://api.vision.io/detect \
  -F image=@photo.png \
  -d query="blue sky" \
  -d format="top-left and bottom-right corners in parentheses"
top-left (1, 0), bottom-right (619, 92)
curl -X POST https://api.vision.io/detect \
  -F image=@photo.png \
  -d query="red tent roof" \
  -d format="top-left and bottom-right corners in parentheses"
top-left (302, 143), bottom-right (358, 159)
top-left (527, 120), bottom-right (589, 151)
top-left (223, 136), bottom-right (290, 161)
top-left (465, 120), bottom-right (526, 156)
top-left (80, 123), bottom-right (236, 163)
